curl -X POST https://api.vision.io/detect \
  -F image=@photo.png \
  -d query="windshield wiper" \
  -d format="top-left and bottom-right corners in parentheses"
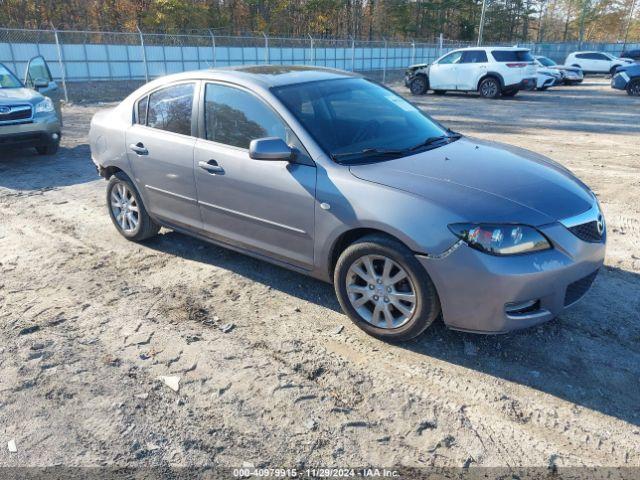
top-left (331, 132), bottom-right (462, 163)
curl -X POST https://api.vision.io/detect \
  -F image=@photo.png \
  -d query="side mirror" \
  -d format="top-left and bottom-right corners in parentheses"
top-left (249, 137), bottom-right (293, 161)
top-left (33, 79), bottom-right (49, 90)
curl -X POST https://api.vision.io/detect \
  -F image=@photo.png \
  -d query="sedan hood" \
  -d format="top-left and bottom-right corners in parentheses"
top-left (0, 87), bottom-right (41, 104)
top-left (349, 137), bottom-right (594, 224)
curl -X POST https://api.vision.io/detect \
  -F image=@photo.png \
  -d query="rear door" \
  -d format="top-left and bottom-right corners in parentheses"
top-left (193, 82), bottom-right (316, 269)
top-left (456, 50), bottom-right (488, 90)
top-left (125, 81), bottom-right (202, 230)
top-left (429, 51), bottom-right (462, 90)
top-left (24, 56), bottom-right (62, 120)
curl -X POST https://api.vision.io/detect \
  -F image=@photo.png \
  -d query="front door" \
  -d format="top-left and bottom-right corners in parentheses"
top-left (126, 82), bottom-right (201, 230)
top-left (24, 56), bottom-right (62, 120)
top-left (194, 82), bottom-right (316, 269)
top-left (456, 50), bottom-right (488, 90)
top-left (429, 51), bottom-right (463, 90)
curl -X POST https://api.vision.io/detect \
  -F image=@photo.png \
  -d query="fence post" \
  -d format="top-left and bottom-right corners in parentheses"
top-left (382, 38), bottom-right (388, 83)
top-left (137, 26), bottom-right (149, 82)
top-left (263, 32), bottom-right (269, 64)
top-left (438, 33), bottom-right (443, 57)
top-left (309, 34), bottom-right (315, 64)
top-left (411, 39), bottom-right (416, 65)
top-left (351, 36), bottom-right (356, 71)
top-left (50, 23), bottom-right (69, 103)
top-left (208, 29), bottom-right (217, 67)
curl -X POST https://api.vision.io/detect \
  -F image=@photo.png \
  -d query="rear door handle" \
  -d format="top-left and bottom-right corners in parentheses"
top-left (198, 160), bottom-right (225, 175)
top-left (129, 142), bottom-right (148, 155)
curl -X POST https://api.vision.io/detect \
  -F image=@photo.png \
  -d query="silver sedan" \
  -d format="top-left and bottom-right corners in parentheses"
top-left (89, 66), bottom-right (605, 341)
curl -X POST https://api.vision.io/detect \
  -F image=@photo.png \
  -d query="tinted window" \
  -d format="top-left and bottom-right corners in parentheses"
top-left (592, 53), bottom-right (609, 60)
top-left (147, 83), bottom-right (194, 136)
top-left (0, 64), bottom-right (22, 89)
top-left (205, 84), bottom-right (287, 149)
top-left (461, 50), bottom-right (488, 63)
top-left (273, 78), bottom-right (448, 164)
top-left (491, 50), bottom-right (534, 62)
top-left (137, 96), bottom-right (148, 125)
top-left (575, 53), bottom-right (588, 59)
top-left (438, 51), bottom-right (463, 64)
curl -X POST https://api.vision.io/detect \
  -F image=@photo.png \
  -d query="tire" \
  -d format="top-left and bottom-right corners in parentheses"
top-left (433, 90), bottom-right (446, 95)
top-left (333, 234), bottom-right (440, 341)
top-left (36, 142), bottom-right (59, 155)
top-left (478, 77), bottom-right (501, 99)
top-left (107, 172), bottom-right (160, 242)
top-left (502, 88), bottom-right (518, 97)
top-left (409, 75), bottom-right (428, 95)
top-left (627, 79), bottom-right (640, 96)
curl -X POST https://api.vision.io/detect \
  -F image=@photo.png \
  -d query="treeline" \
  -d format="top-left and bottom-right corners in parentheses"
top-left (0, 0), bottom-right (638, 43)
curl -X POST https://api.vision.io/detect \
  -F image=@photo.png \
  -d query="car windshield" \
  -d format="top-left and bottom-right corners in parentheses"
top-left (0, 64), bottom-right (23, 89)
top-left (272, 78), bottom-right (451, 164)
top-left (537, 57), bottom-right (557, 67)
top-left (492, 50), bottom-right (534, 62)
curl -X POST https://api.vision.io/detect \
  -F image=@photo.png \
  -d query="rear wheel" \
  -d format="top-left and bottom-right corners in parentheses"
top-left (107, 172), bottom-right (160, 242)
top-left (409, 75), bottom-right (428, 95)
top-left (627, 79), bottom-right (640, 96)
top-left (479, 77), bottom-right (501, 99)
top-left (334, 234), bottom-right (440, 341)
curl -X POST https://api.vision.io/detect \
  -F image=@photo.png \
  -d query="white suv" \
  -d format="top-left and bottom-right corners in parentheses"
top-left (405, 47), bottom-right (537, 98)
top-left (565, 51), bottom-right (633, 75)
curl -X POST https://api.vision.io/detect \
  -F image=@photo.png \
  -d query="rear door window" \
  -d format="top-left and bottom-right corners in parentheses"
top-left (136, 96), bottom-right (148, 125)
top-left (146, 83), bottom-right (194, 136)
top-left (491, 50), bottom-right (534, 62)
top-left (461, 50), bottom-right (488, 63)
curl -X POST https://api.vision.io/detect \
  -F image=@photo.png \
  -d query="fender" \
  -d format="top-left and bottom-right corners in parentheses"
top-left (477, 72), bottom-right (505, 90)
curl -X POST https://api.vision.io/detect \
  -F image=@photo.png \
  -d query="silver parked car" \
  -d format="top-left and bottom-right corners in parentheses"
top-left (0, 56), bottom-right (62, 155)
top-left (89, 66), bottom-right (606, 341)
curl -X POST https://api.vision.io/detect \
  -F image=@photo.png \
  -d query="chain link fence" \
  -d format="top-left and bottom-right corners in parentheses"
top-left (1, 27), bottom-right (639, 101)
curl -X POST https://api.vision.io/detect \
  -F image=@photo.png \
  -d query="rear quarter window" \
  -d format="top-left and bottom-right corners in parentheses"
top-left (491, 50), bottom-right (533, 62)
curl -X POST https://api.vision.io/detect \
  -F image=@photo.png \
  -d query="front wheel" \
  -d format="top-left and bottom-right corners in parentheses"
top-left (409, 76), bottom-right (428, 95)
top-left (36, 142), bottom-right (59, 155)
top-left (107, 172), bottom-right (160, 241)
top-left (479, 77), bottom-right (501, 98)
top-left (626, 79), bottom-right (640, 96)
top-left (334, 235), bottom-right (440, 341)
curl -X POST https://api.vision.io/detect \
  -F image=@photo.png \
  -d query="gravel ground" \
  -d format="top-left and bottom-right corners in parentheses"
top-left (1, 78), bottom-right (639, 474)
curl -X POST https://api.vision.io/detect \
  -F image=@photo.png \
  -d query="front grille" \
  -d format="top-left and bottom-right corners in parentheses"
top-left (569, 221), bottom-right (603, 243)
top-left (0, 104), bottom-right (33, 124)
top-left (564, 270), bottom-right (599, 306)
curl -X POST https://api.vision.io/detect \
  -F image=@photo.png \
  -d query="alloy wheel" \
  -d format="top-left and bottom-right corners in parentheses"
top-left (345, 254), bottom-right (417, 329)
top-left (481, 79), bottom-right (499, 98)
top-left (110, 183), bottom-right (140, 233)
top-left (628, 81), bottom-right (640, 96)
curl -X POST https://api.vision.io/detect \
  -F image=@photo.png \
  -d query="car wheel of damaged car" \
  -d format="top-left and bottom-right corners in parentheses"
top-left (107, 172), bottom-right (160, 242)
top-left (334, 235), bottom-right (440, 341)
top-left (626, 79), bottom-right (640, 96)
top-left (479, 77), bottom-right (501, 98)
top-left (409, 75), bottom-right (428, 95)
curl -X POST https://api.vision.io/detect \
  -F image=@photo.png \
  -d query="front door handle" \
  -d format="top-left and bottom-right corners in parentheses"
top-left (198, 160), bottom-right (225, 175)
top-left (129, 142), bottom-right (148, 155)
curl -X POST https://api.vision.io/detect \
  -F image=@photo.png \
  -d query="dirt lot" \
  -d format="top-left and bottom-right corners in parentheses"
top-left (1, 79), bottom-right (639, 473)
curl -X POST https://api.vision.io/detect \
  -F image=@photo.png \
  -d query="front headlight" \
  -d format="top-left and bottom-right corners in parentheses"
top-left (35, 97), bottom-right (54, 114)
top-left (448, 223), bottom-right (551, 256)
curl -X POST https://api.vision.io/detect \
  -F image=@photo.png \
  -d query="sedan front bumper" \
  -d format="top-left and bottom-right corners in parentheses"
top-left (611, 72), bottom-right (630, 90)
top-left (417, 222), bottom-right (606, 333)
